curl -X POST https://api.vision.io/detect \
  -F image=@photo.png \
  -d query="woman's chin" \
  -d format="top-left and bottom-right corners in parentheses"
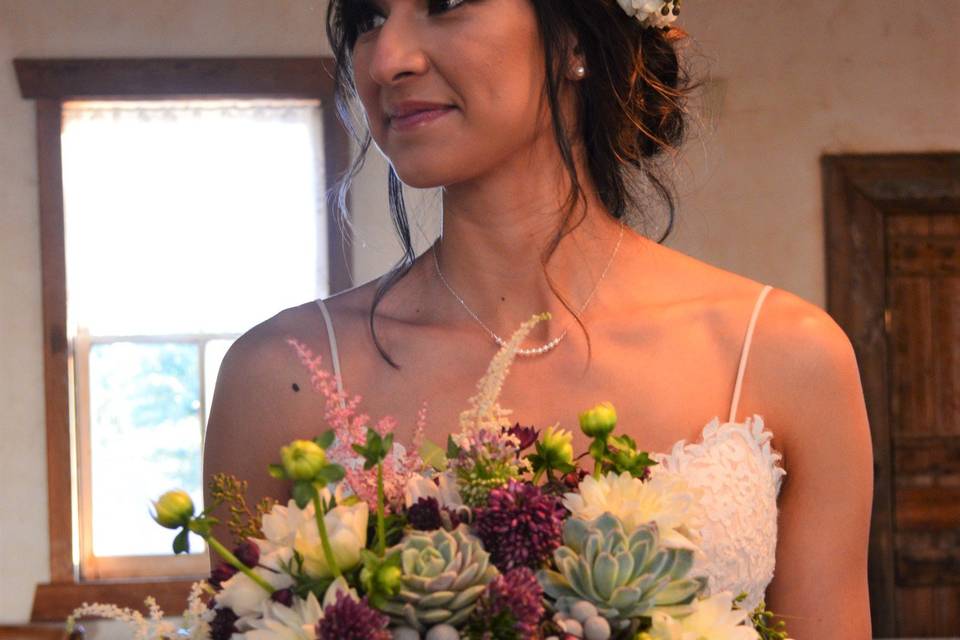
top-left (388, 164), bottom-right (459, 190)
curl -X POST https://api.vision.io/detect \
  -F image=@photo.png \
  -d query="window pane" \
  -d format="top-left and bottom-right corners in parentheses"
top-left (61, 99), bottom-right (326, 336)
top-left (89, 342), bottom-right (206, 556)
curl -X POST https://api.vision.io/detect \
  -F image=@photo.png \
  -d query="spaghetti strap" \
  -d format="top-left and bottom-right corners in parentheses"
top-left (728, 284), bottom-right (774, 423)
top-left (315, 298), bottom-right (347, 410)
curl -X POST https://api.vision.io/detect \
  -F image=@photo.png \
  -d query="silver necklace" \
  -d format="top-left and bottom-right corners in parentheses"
top-left (432, 221), bottom-right (626, 356)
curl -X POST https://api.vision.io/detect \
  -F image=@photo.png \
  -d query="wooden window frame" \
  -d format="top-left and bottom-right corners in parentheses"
top-left (13, 57), bottom-right (353, 621)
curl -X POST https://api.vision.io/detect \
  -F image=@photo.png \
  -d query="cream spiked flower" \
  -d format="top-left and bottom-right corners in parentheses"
top-left (647, 591), bottom-right (761, 640)
top-left (563, 470), bottom-right (703, 550)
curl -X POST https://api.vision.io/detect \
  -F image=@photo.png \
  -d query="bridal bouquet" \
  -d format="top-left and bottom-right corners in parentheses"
top-left (68, 313), bottom-right (788, 640)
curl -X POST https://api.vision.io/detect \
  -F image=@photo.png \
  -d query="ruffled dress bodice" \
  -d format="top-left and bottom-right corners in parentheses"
top-left (650, 414), bottom-right (786, 612)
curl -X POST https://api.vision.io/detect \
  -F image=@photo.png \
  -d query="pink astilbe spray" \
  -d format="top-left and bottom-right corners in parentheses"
top-left (285, 337), bottom-right (426, 511)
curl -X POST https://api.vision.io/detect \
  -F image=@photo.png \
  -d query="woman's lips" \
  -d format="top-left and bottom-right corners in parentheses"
top-left (389, 106), bottom-right (455, 132)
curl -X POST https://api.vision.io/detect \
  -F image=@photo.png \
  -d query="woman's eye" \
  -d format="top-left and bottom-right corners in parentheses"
top-left (356, 10), bottom-right (386, 36)
top-left (356, 0), bottom-right (469, 36)
top-left (429, 0), bottom-right (468, 13)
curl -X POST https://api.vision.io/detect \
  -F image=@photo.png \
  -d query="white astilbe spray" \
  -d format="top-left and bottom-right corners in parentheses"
top-left (182, 581), bottom-right (216, 640)
top-left (66, 596), bottom-right (177, 640)
top-left (456, 311), bottom-right (550, 444)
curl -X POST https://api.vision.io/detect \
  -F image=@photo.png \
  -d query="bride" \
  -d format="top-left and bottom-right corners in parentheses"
top-left (204, 1), bottom-right (873, 637)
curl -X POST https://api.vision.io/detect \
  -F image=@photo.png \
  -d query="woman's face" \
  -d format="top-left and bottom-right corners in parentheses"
top-left (349, 0), bottom-right (558, 189)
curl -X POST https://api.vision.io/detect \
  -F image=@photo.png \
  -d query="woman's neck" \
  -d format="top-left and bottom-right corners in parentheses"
top-left (429, 185), bottom-right (633, 340)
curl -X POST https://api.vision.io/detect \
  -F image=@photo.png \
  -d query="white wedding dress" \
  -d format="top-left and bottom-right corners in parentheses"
top-left (314, 283), bottom-right (785, 614)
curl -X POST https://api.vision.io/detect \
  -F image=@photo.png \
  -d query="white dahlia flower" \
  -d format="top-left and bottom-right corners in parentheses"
top-left (647, 591), bottom-right (760, 640)
top-left (563, 470), bottom-right (703, 550)
top-left (240, 578), bottom-right (359, 640)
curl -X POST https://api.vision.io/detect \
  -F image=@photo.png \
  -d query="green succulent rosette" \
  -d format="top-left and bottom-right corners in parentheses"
top-left (379, 524), bottom-right (499, 632)
top-left (538, 513), bottom-right (708, 631)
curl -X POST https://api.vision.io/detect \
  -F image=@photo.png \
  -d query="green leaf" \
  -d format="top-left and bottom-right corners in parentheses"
top-left (292, 481), bottom-right (316, 509)
top-left (172, 527), bottom-right (190, 554)
top-left (317, 464), bottom-right (345, 484)
top-left (189, 517), bottom-right (213, 538)
top-left (419, 439), bottom-right (448, 471)
top-left (556, 460), bottom-right (576, 474)
top-left (267, 463), bottom-right (286, 480)
top-left (446, 435), bottom-right (462, 459)
top-left (526, 452), bottom-right (546, 474)
top-left (588, 439), bottom-right (607, 463)
top-left (315, 430), bottom-right (336, 450)
top-left (609, 434), bottom-right (637, 452)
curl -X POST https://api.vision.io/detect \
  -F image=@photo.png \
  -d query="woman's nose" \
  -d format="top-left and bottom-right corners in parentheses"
top-left (366, 13), bottom-right (430, 86)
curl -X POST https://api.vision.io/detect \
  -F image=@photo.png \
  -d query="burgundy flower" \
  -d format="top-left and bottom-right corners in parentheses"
top-left (316, 593), bottom-right (391, 640)
top-left (561, 468), bottom-right (588, 491)
top-left (504, 422), bottom-right (539, 451)
top-left (407, 496), bottom-right (464, 531)
top-left (407, 496), bottom-right (443, 531)
top-left (209, 607), bottom-right (238, 640)
top-left (474, 567), bottom-right (545, 637)
top-left (209, 563), bottom-right (237, 590)
top-left (233, 539), bottom-right (260, 568)
top-left (270, 588), bottom-right (294, 607)
top-left (474, 480), bottom-right (564, 572)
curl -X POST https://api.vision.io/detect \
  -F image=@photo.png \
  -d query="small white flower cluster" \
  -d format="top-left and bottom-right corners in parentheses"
top-left (616, 0), bottom-right (682, 29)
top-left (66, 596), bottom-right (176, 640)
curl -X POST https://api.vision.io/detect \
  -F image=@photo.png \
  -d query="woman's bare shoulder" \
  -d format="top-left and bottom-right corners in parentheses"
top-left (743, 286), bottom-right (865, 456)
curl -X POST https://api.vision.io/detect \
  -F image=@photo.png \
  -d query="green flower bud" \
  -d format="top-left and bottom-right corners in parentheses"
top-left (151, 489), bottom-right (194, 529)
top-left (579, 401), bottom-right (618, 439)
top-left (280, 439), bottom-right (327, 481)
top-left (374, 564), bottom-right (402, 595)
top-left (541, 425), bottom-right (574, 467)
top-left (360, 551), bottom-right (403, 604)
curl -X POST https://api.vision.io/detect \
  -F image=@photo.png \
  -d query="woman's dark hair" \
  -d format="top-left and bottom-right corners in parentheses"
top-left (325, 1), bottom-right (703, 369)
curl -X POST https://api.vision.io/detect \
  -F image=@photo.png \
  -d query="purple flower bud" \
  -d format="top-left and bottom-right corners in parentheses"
top-left (209, 562), bottom-right (237, 590)
top-left (232, 539), bottom-right (260, 568)
top-left (271, 588), bottom-right (294, 607)
top-left (209, 607), bottom-right (238, 640)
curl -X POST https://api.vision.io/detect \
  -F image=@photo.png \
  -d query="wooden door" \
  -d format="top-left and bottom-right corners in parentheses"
top-left (823, 153), bottom-right (960, 637)
top-left (885, 212), bottom-right (960, 636)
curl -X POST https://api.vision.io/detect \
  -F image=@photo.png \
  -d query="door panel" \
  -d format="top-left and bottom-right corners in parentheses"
top-left (885, 212), bottom-right (960, 636)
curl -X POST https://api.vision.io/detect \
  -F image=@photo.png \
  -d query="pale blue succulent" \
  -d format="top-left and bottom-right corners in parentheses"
top-left (380, 524), bottom-right (499, 632)
top-left (537, 513), bottom-right (708, 631)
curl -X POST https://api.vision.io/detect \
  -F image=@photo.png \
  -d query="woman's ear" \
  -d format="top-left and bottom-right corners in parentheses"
top-left (564, 31), bottom-right (587, 79)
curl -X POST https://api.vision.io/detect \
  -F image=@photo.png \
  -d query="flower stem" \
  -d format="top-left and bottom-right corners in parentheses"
top-left (376, 462), bottom-right (386, 556)
top-left (206, 536), bottom-right (274, 594)
top-left (313, 491), bottom-right (343, 579)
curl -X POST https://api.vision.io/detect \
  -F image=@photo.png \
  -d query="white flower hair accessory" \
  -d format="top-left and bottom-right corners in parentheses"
top-left (617, 0), bottom-right (682, 29)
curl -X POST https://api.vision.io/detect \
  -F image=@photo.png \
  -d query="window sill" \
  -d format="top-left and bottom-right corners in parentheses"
top-left (31, 579), bottom-right (202, 623)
